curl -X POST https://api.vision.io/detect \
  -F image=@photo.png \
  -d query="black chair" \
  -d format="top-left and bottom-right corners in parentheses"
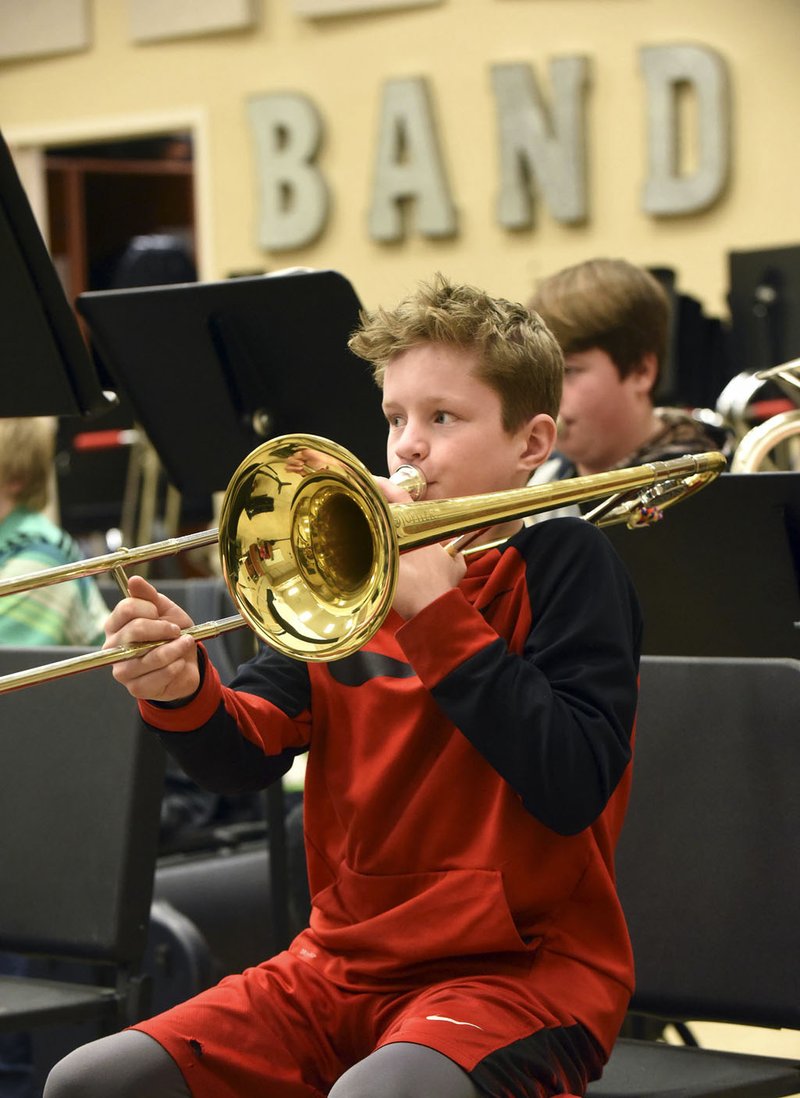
top-left (154, 841), bottom-right (274, 981)
top-left (0, 646), bottom-right (165, 1036)
top-left (144, 899), bottom-right (216, 1016)
top-left (589, 656), bottom-right (800, 1098)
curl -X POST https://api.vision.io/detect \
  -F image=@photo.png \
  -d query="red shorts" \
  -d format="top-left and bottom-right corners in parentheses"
top-left (133, 950), bottom-right (605, 1098)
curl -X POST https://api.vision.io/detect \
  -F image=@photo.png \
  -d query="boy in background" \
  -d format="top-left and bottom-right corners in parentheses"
top-left (529, 257), bottom-right (727, 483)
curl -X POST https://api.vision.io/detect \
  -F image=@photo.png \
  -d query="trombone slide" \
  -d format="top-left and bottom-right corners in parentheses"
top-left (0, 437), bottom-right (726, 692)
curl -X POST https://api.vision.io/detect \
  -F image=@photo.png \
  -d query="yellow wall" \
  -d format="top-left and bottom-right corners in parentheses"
top-left (1, 0), bottom-right (799, 318)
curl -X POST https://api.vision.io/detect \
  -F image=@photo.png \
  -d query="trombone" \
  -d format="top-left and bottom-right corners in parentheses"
top-left (0, 434), bottom-right (726, 693)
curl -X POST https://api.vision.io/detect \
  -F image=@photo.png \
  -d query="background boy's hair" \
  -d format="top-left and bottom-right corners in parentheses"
top-left (0, 416), bottom-right (57, 512)
top-left (529, 258), bottom-right (670, 382)
top-left (349, 273), bottom-right (563, 428)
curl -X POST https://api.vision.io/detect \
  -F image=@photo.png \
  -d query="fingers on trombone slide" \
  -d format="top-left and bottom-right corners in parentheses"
top-left (103, 576), bottom-right (200, 690)
top-left (107, 624), bottom-right (201, 702)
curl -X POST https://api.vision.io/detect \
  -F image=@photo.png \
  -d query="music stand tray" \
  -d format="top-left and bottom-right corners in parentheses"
top-left (77, 269), bottom-right (386, 496)
top-left (604, 471), bottom-right (800, 659)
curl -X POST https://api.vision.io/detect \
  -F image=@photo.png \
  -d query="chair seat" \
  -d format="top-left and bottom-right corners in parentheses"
top-left (0, 974), bottom-right (118, 1031)
top-left (589, 1038), bottom-right (800, 1098)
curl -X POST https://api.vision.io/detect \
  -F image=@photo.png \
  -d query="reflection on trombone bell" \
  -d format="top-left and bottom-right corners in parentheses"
top-left (240, 454), bottom-right (423, 588)
top-left (0, 434), bottom-right (726, 693)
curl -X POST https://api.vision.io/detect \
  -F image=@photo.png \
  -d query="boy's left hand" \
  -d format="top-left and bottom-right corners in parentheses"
top-left (393, 542), bottom-right (467, 619)
top-left (375, 476), bottom-right (467, 619)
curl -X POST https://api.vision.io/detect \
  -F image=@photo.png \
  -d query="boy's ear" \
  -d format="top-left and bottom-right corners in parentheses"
top-left (633, 352), bottom-right (659, 396)
top-left (518, 413), bottom-right (558, 473)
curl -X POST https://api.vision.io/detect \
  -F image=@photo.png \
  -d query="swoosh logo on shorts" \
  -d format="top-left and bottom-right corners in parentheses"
top-left (425, 1014), bottom-right (483, 1030)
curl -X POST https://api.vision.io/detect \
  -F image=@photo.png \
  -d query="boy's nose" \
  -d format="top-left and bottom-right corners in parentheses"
top-left (394, 424), bottom-right (428, 463)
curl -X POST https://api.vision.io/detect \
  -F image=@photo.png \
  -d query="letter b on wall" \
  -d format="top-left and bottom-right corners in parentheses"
top-left (248, 92), bottom-right (329, 251)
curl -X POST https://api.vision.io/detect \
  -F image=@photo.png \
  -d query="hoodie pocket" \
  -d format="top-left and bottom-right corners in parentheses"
top-left (310, 861), bottom-right (539, 972)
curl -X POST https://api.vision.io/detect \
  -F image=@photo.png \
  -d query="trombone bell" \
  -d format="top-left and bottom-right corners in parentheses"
top-left (218, 435), bottom-right (399, 662)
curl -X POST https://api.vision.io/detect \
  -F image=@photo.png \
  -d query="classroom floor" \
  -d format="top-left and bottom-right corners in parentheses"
top-left (665, 1020), bottom-right (800, 1094)
top-left (666, 1022), bottom-right (800, 1059)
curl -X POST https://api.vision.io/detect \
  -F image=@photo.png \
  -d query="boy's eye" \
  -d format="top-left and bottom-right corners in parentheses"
top-left (433, 410), bottom-right (455, 424)
top-left (386, 413), bottom-right (404, 428)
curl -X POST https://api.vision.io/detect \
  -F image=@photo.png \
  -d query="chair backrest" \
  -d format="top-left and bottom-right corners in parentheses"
top-left (0, 646), bottom-right (165, 966)
top-left (619, 655), bottom-right (800, 1030)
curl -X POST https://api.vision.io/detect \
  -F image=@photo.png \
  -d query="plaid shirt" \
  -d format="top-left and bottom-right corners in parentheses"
top-left (0, 508), bottom-right (108, 646)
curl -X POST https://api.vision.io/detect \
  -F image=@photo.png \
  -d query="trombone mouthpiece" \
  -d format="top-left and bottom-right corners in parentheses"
top-left (390, 464), bottom-right (426, 500)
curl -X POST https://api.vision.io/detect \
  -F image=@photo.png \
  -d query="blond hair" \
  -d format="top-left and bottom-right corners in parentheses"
top-left (0, 417), bottom-right (57, 511)
top-left (348, 273), bottom-right (563, 429)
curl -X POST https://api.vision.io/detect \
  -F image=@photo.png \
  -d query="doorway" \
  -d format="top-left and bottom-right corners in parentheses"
top-left (45, 132), bottom-right (195, 302)
top-left (42, 131), bottom-right (202, 548)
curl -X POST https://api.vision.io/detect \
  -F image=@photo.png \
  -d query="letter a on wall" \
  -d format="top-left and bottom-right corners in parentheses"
top-left (248, 92), bottom-right (330, 251)
top-left (368, 77), bottom-right (457, 242)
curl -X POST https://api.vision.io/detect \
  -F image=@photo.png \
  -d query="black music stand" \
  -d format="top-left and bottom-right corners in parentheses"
top-left (603, 471), bottom-right (800, 659)
top-left (0, 130), bottom-right (111, 418)
top-left (76, 268), bottom-right (387, 496)
top-left (728, 243), bottom-right (800, 374)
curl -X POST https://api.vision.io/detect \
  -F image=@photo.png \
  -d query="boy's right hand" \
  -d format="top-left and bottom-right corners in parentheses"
top-left (104, 575), bottom-right (201, 703)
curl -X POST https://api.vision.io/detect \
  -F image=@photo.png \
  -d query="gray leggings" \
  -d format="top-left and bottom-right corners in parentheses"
top-left (44, 1029), bottom-right (481, 1098)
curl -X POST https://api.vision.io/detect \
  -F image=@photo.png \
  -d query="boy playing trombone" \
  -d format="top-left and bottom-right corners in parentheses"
top-left (47, 275), bottom-right (642, 1098)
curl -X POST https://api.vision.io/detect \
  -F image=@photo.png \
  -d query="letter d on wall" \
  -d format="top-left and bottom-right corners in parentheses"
top-left (248, 92), bottom-right (329, 250)
top-left (641, 44), bottom-right (731, 216)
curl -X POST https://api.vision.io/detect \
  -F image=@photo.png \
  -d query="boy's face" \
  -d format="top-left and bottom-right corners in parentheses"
top-left (381, 343), bottom-right (546, 500)
top-left (558, 347), bottom-right (654, 474)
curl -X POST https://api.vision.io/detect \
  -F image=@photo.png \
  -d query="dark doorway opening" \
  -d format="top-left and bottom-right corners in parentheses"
top-left (44, 133), bottom-right (205, 551)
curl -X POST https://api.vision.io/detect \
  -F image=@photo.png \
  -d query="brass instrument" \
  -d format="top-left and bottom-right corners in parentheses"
top-left (729, 359), bottom-right (800, 472)
top-left (0, 435), bottom-right (726, 692)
